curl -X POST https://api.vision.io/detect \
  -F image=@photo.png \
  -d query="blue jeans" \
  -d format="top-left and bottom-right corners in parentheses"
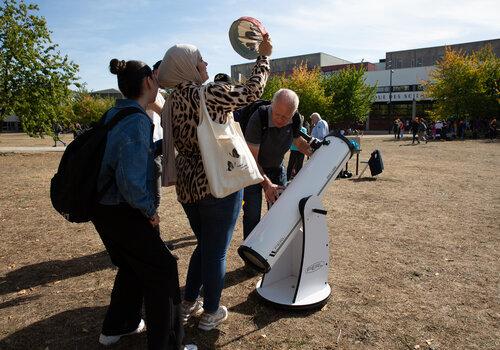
top-left (181, 190), bottom-right (243, 313)
top-left (243, 165), bottom-right (286, 239)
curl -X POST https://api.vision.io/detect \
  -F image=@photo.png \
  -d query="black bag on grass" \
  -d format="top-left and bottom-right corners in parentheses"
top-left (368, 150), bottom-right (384, 176)
top-left (50, 107), bottom-right (144, 223)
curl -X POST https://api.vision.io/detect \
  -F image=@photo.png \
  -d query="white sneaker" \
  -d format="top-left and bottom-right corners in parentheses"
top-left (184, 345), bottom-right (198, 350)
top-left (98, 319), bottom-right (146, 346)
top-left (198, 306), bottom-right (228, 331)
top-left (180, 299), bottom-right (204, 324)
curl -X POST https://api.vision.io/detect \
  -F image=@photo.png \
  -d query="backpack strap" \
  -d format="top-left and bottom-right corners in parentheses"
top-left (258, 106), bottom-right (269, 138)
top-left (104, 106), bottom-right (147, 129)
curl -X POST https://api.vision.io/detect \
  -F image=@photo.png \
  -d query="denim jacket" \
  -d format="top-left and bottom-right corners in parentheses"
top-left (97, 99), bottom-right (158, 218)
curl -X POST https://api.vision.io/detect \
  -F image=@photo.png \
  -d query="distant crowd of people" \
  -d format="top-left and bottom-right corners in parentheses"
top-left (392, 116), bottom-right (497, 143)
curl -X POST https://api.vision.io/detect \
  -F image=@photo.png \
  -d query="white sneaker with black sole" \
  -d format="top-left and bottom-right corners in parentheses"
top-left (180, 299), bottom-right (204, 324)
top-left (198, 306), bottom-right (228, 331)
top-left (183, 345), bottom-right (198, 350)
top-left (99, 319), bottom-right (146, 346)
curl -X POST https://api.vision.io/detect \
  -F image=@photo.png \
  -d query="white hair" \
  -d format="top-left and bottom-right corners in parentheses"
top-left (272, 88), bottom-right (299, 112)
top-left (310, 112), bottom-right (321, 121)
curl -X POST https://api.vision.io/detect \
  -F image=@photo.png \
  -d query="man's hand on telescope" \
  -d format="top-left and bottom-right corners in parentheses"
top-left (293, 137), bottom-right (313, 157)
top-left (262, 179), bottom-right (283, 204)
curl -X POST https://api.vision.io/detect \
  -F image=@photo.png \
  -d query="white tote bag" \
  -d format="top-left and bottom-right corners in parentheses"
top-left (197, 85), bottom-right (263, 198)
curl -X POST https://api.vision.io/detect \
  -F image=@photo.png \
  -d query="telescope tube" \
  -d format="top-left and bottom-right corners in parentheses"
top-left (238, 133), bottom-right (354, 272)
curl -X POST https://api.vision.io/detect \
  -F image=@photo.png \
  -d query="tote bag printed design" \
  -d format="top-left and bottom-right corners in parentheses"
top-left (197, 85), bottom-right (263, 198)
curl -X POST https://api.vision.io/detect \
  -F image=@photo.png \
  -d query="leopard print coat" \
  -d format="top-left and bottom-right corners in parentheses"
top-left (169, 56), bottom-right (270, 203)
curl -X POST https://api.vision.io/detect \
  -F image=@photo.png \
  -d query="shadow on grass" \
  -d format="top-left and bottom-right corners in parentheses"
top-left (0, 251), bottom-right (113, 296)
top-left (0, 306), bottom-right (148, 350)
top-left (0, 294), bottom-right (41, 310)
top-left (349, 177), bottom-right (378, 182)
top-left (216, 290), bottom-right (319, 349)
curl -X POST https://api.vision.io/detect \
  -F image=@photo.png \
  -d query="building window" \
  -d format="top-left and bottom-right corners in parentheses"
top-left (392, 85), bottom-right (411, 92)
top-left (416, 58), bottom-right (423, 67)
top-left (396, 58), bottom-right (402, 68)
top-left (411, 59), bottom-right (415, 67)
top-left (377, 86), bottom-right (391, 93)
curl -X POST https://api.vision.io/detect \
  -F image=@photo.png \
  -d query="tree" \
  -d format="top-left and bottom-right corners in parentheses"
top-left (261, 74), bottom-right (284, 101)
top-left (322, 66), bottom-right (376, 127)
top-left (70, 89), bottom-right (115, 127)
top-left (0, 0), bottom-right (79, 135)
top-left (261, 64), bottom-right (331, 122)
top-left (424, 46), bottom-right (499, 121)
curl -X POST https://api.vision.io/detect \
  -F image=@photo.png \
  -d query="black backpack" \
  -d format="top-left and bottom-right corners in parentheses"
top-left (50, 107), bottom-right (145, 223)
top-left (234, 99), bottom-right (271, 136)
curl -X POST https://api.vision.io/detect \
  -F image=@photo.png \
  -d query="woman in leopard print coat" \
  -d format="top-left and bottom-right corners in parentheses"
top-left (158, 36), bottom-right (272, 331)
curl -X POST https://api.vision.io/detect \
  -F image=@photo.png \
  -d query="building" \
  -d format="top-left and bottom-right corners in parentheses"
top-left (1, 115), bottom-right (21, 132)
top-left (363, 66), bottom-right (435, 130)
top-left (230, 38), bottom-right (499, 130)
top-left (90, 88), bottom-right (123, 99)
top-left (231, 52), bottom-right (351, 80)
top-left (385, 38), bottom-right (500, 69)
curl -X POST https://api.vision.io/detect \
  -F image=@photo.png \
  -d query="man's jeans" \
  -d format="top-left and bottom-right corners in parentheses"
top-left (181, 190), bottom-right (243, 313)
top-left (243, 165), bottom-right (286, 239)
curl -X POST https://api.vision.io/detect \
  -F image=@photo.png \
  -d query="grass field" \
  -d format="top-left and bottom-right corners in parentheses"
top-left (0, 134), bottom-right (499, 349)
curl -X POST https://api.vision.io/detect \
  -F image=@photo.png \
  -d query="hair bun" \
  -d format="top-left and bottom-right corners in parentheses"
top-left (109, 59), bottom-right (127, 74)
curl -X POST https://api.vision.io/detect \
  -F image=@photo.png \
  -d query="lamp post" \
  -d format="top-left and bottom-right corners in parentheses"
top-left (388, 66), bottom-right (394, 122)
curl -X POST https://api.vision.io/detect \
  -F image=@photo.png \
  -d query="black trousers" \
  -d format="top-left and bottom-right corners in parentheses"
top-left (286, 150), bottom-right (305, 181)
top-left (92, 204), bottom-right (183, 350)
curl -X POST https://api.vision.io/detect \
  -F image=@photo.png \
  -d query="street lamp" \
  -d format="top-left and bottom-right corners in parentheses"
top-left (388, 63), bottom-right (394, 122)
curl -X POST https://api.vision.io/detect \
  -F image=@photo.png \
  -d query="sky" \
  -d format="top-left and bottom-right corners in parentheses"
top-left (36, 0), bottom-right (500, 91)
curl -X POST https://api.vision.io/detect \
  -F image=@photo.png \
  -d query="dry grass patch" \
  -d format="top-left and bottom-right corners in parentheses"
top-left (0, 137), bottom-right (499, 349)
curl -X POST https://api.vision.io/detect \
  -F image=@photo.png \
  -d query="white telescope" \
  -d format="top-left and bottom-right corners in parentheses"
top-left (238, 133), bottom-right (355, 309)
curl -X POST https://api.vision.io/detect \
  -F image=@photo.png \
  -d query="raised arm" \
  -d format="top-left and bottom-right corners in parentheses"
top-left (205, 35), bottom-right (273, 114)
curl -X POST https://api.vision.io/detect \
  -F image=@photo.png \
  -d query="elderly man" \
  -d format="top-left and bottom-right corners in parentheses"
top-left (243, 88), bottom-right (312, 240)
top-left (310, 112), bottom-right (329, 140)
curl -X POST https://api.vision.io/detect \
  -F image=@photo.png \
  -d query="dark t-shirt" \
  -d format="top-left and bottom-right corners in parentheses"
top-left (244, 105), bottom-right (301, 168)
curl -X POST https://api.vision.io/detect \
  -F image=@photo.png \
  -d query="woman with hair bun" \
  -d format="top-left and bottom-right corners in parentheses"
top-left (92, 59), bottom-right (195, 350)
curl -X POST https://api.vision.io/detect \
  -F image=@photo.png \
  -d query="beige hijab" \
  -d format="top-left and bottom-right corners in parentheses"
top-left (158, 44), bottom-right (204, 187)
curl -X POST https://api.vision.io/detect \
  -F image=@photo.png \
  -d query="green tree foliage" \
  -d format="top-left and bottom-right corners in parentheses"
top-left (262, 65), bottom-right (331, 122)
top-left (261, 64), bottom-right (375, 127)
top-left (0, 0), bottom-right (79, 135)
top-left (322, 66), bottom-right (376, 126)
top-left (261, 74), bottom-right (284, 101)
top-left (424, 46), bottom-right (500, 121)
top-left (70, 88), bottom-right (115, 127)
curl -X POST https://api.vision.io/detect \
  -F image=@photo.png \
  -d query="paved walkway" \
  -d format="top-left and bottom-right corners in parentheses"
top-left (0, 134), bottom-right (399, 154)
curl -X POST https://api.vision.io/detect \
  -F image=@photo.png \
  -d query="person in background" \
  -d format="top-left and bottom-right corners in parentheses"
top-left (393, 118), bottom-right (400, 140)
top-left (398, 119), bottom-right (405, 139)
top-left (158, 35), bottom-right (272, 331)
top-left (286, 114), bottom-right (307, 181)
top-left (52, 123), bottom-right (66, 147)
top-left (411, 117), bottom-right (420, 144)
top-left (489, 117), bottom-right (497, 142)
top-left (310, 112), bottom-right (329, 140)
top-left (146, 60), bottom-right (176, 253)
top-left (418, 117), bottom-right (428, 143)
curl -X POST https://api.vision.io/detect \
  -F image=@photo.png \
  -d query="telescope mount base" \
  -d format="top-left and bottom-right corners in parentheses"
top-left (255, 195), bottom-right (331, 310)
